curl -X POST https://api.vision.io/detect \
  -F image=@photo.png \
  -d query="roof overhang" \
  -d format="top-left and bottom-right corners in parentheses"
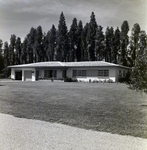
top-left (7, 61), bottom-right (131, 69)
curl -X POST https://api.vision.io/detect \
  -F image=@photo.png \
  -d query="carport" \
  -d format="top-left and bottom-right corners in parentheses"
top-left (15, 70), bottom-right (22, 80)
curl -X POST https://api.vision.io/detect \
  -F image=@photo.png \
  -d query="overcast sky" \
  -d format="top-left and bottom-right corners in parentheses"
top-left (0, 0), bottom-right (147, 43)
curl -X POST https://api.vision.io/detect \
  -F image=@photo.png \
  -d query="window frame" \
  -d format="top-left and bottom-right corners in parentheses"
top-left (72, 70), bottom-right (87, 77)
top-left (98, 70), bottom-right (109, 77)
top-left (44, 70), bottom-right (57, 78)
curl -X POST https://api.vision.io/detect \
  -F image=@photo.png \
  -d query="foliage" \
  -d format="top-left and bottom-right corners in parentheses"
top-left (112, 27), bottom-right (120, 64)
top-left (130, 31), bottom-right (147, 92)
top-left (87, 12), bottom-right (97, 61)
top-left (56, 12), bottom-right (68, 61)
top-left (0, 39), bottom-right (4, 74)
top-left (95, 25), bottom-right (105, 61)
top-left (64, 77), bottom-right (77, 82)
top-left (105, 27), bottom-right (114, 62)
top-left (68, 18), bottom-right (78, 61)
top-left (129, 23), bottom-right (141, 67)
top-left (119, 21), bottom-right (129, 66)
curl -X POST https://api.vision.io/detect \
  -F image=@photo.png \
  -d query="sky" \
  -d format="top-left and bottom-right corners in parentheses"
top-left (0, 0), bottom-right (147, 43)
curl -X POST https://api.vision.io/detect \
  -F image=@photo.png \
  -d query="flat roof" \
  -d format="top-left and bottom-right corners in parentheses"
top-left (8, 61), bottom-right (130, 69)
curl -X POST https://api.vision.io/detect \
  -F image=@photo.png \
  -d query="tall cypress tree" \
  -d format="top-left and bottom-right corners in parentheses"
top-left (21, 38), bottom-right (28, 64)
top-left (105, 27), bottom-right (114, 62)
top-left (3, 41), bottom-right (10, 76)
top-left (27, 27), bottom-right (36, 63)
top-left (48, 25), bottom-right (56, 61)
top-left (112, 27), bottom-right (120, 64)
top-left (119, 21), bottom-right (129, 66)
top-left (76, 20), bottom-right (83, 61)
top-left (129, 23), bottom-right (141, 67)
top-left (81, 23), bottom-right (89, 61)
top-left (95, 25), bottom-right (105, 61)
top-left (3, 41), bottom-right (9, 67)
top-left (87, 12), bottom-right (97, 61)
top-left (43, 32), bottom-right (49, 61)
top-left (56, 12), bottom-right (68, 62)
top-left (68, 18), bottom-right (78, 62)
top-left (15, 37), bottom-right (22, 65)
top-left (9, 34), bottom-right (16, 65)
top-left (35, 25), bottom-right (43, 62)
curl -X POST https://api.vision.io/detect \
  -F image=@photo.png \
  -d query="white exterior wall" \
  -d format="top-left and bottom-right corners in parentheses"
top-left (11, 66), bottom-right (130, 82)
top-left (66, 67), bottom-right (117, 82)
top-left (11, 68), bottom-right (15, 80)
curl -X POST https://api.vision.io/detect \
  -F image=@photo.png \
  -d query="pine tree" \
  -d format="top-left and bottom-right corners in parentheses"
top-left (56, 12), bottom-right (68, 61)
top-left (87, 12), bottom-right (97, 61)
top-left (68, 18), bottom-right (78, 62)
top-left (129, 23), bottom-right (141, 67)
top-left (95, 25), bottom-right (105, 61)
top-left (119, 21), bottom-right (129, 66)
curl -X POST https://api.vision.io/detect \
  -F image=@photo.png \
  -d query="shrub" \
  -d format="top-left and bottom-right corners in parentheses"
top-left (64, 77), bottom-right (77, 82)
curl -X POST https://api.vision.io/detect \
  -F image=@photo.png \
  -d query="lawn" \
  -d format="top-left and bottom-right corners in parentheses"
top-left (0, 81), bottom-right (147, 138)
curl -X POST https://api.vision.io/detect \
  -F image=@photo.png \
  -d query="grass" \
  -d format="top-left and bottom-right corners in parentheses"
top-left (0, 81), bottom-right (147, 138)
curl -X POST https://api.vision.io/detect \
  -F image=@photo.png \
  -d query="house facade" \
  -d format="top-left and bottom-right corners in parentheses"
top-left (8, 61), bottom-right (130, 82)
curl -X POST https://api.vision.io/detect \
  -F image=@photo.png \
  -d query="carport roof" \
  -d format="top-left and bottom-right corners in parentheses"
top-left (8, 61), bottom-right (130, 69)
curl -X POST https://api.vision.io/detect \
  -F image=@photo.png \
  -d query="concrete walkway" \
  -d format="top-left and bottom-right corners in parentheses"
top-left (0, 113), bottom-right (147, 150)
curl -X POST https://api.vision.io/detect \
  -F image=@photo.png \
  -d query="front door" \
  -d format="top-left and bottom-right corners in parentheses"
top-left (62, 70), bottom-right (66, 78)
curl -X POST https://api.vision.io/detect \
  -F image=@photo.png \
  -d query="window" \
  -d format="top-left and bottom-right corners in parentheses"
top-left (72, 70), bottom-right (87, 77)
top-left (44, 70), bottom-right (57, 78)
top-left (77, 70), bottom-right (81, 76)
top-left (73, 70), bottom-right (77, 77)
top-left (98, 70), bottom-right (109, 77)
top-left (82, 70), bottom-right (87, 76)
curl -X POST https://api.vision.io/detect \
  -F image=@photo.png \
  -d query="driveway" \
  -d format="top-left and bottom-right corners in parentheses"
top-left (0, 113), bottom-right (147, 150)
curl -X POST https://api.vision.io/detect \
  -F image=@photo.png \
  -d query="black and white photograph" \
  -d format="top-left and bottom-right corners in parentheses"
top-left (0, 0), bottom-right (147, 149)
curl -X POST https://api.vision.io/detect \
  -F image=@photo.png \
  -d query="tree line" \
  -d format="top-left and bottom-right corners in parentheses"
top-left (0, 12), bottom-right (147, 91)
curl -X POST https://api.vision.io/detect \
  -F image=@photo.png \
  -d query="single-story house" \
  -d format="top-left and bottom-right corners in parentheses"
top-left (8, 61), bottom-right (130, 82)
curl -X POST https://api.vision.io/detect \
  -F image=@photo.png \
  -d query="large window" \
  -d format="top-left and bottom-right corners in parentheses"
top-left (98, 70), bottom-right (109, 77)
top-left (73, 70), bottom-right (87, 77)
top-left (44, 70), bottom-right (57, 78)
